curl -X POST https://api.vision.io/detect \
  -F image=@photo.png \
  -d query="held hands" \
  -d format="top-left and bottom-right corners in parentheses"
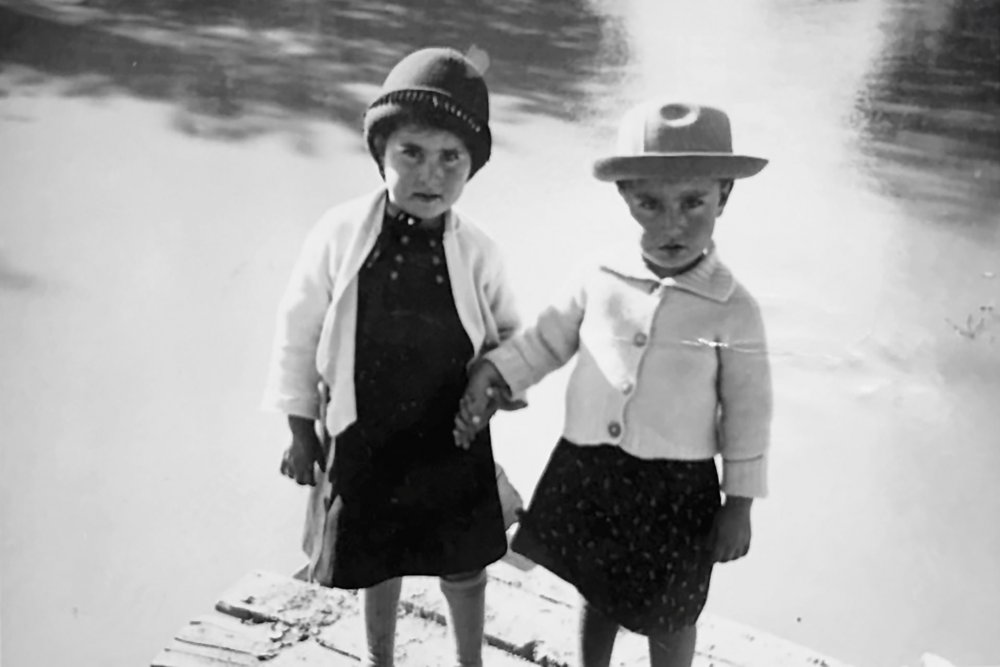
top-left (279, 415), bottom-right (326, 486)
top-left (453, 359), bottom-right (513, 449)
top-left (710, 496), bottom-right (753, 563)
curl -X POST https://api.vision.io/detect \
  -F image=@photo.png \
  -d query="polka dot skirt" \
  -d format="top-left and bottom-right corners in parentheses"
top-left (511, 439), bottom-right (721, 635)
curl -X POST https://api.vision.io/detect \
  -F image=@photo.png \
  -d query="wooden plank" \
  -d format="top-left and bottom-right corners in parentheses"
top-left (154, 638), bottom-right (359, 667)
top-left (216, 573), bottom-right (531, 665)
top-left (488, 565), bottom-right (856, 667)
top-left (317, 613), bottom-right (533, 666)
top-left (264, 640), bottom-right (360, 667)
top-left (152, 568), bottom-right (854, 667)
top-left (214, 570), bottom-right (354, 627)
top-left (696, 615), bottom-right (856, 667)
top-left (187, 612), bottom-right (280, 642)
top-left (151, 640), bottom-right (255, 667)
top-left (402, 571), bottom-right (624, 666)
top-left (174, 622), bottom-right (276, 658)
top-left (401, 566), bottom-right (853, 667)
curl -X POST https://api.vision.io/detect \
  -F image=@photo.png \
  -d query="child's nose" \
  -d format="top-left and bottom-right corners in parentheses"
top-left (420, 157), bottom-right (445, 183)
top-left (663, 208), bottom-right (688, 231)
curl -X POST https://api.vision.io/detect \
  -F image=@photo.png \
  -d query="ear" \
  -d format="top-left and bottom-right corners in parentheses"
top-left (717, 180), bottom-right (734, 214)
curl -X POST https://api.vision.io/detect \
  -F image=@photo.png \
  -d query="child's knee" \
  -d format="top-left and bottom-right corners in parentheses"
top-left (440, 569), bottom-right (486, 586)
top-left (648, 624), bottom-right (694, 642)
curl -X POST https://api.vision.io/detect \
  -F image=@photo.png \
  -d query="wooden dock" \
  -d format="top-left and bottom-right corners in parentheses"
top-left (151, 566), bottom-right (852, 667)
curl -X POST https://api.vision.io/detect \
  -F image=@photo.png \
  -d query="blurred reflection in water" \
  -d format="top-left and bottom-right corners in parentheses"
top-left (0, 0), bottom-right (628, 140)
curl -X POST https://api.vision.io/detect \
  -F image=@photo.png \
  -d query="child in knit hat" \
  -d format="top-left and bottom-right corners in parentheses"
top-left (263, 47), bottom-right (522, 667)
top-left (454, 100), bottom-right (774, 667)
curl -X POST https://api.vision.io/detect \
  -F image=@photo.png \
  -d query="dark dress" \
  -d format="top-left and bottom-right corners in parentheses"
top-left (511, 439), bottom-right (721, 635)
top-left (321, 210), bottom-right (507, 590)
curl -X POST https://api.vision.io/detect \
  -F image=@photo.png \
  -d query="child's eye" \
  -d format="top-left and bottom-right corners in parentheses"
top-left (401, 145), bottom-right (422, 159)
top-left (637, 197), bottom-right (660, 211)
top-left (682, 197), bottom-right (705, 210)
top-left (441, 150), bottom-right (463, 165)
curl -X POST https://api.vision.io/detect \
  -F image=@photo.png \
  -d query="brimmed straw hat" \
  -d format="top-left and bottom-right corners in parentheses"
top-left (364, 47), bottom-right (491, 178)
top-left (593, 101), bottom-right (767, 182)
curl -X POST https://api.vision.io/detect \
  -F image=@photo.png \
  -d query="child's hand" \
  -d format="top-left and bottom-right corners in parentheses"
top-left (710, 496), bottom-right (752, 563)
top-left (454, 359), bottom-right (510, 449)
top-left (280, 416), bottom-right (326, 485)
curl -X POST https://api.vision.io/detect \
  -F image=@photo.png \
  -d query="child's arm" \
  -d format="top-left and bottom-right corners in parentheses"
top-left (280, 415), bottom-right (327, 485)
top-left (454, 359), bottom-right (510, 449)
top-left (477, 246), bottom-right (525, 413)
top-left (263, 220), bottom-right (336, 483)
top-left (487, 276), bottom-right (586, 389)
top-left (712, 288), bottom-right (772, 561)
top-left (711, 495), bottom-right (753, 562)
top-left (264, 221), bottom-right (334, 419)
top-left (483, 243), bottom-right (521, 346)
top-left (454, 275), bottom-right (587, 446)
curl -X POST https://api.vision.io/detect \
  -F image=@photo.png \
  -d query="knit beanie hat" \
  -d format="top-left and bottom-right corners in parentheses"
top-left (363, 47), bottom-right (492, 179)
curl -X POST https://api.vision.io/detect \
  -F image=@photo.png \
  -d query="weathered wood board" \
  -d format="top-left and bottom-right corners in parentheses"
top-left (151, 567), bottom-right (853, 667)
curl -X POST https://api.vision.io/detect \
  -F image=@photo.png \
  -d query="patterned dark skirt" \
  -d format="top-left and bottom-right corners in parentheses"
top-left (511, 439), bottom-right (721, 636)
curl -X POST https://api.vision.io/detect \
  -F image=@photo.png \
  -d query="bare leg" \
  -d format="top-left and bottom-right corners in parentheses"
top-left (648, 625), bottom-right (697, 667)
top-left (580, 601), bottom-right (619, 667)
top-left (363, 577), bottom-right (403, 667)
top-left (440, 570), bottom-right (487, 667)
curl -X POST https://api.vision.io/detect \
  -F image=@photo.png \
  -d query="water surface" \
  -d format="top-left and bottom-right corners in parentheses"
top-left (1, 1), bottom-right (997, 666)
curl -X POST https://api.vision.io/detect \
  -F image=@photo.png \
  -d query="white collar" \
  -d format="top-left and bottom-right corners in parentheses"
top-left (599, 242), bottom-right (736, 303)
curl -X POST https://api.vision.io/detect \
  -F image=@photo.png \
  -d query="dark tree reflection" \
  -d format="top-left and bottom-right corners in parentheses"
top-left (0, 0), bottom-right (628, 142)
top-left (855, 0), bottom-right (1000, 224)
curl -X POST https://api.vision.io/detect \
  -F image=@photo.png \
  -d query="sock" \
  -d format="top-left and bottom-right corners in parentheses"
top-left (363, 577), bottom-right (402, 667)
top-left (439, 570), bottom-right (487, 667)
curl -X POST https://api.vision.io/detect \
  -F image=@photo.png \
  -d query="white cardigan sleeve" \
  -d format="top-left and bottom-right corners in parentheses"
top-left (717, 285), bottom-right (772, 497)
top-left (486, 274), bottom-right (586, 394)
top-left (483, 242), bottom-right (521, 346)
top-left (261, 219), bottom-right (336, 420)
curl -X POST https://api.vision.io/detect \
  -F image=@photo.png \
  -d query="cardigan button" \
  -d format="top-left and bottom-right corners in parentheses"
top-left (607, 421), bottom-right (622, 438)
top-left (621, 381), bottom-right (634, 395)
top-left (633, 332), bottom-right (648, 347)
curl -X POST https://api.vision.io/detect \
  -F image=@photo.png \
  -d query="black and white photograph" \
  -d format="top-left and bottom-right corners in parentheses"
top-left (1, 1), bottom-right (998, 666)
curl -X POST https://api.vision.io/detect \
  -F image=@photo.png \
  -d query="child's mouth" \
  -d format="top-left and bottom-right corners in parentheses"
top-left (413, 193), bottom-right (441, 202)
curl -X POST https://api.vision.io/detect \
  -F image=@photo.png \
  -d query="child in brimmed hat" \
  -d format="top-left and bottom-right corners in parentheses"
top-left (263, 47), bottom-right (523, 667)
top-left (454, 100), bottom-right (773, 667)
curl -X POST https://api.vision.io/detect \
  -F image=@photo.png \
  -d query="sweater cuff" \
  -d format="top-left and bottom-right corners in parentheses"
top-left (721, 455), bottom-right (768, 498)
top-left (260, 393), bottom-right (321, 421)
top-left (485, 345), bottom-right (534, 395)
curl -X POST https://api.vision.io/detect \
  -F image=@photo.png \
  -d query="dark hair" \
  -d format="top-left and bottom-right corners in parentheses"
top-left (616, 178), bottom-right (735, 204)
top-left (367, 109), bottom-right (473, 171)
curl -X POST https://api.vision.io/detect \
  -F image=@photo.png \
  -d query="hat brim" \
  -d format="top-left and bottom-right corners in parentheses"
top-left (363, 97), bottom-right (492, 178)
top-left (593, 154), bottom-right (768, 182)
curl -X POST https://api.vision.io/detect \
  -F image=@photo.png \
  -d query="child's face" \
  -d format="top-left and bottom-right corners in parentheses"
top-left (382, 124), bottom-right (472, 221)
top-left (619, 177), bottom-right (732, 276)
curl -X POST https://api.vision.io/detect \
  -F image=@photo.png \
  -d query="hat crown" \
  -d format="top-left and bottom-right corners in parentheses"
top-left (618, 102), bottom-right (733, 156)
top-left (363, 47), bottom-right (493, 179)
top-left (378, 47), bottom-right (489, 123)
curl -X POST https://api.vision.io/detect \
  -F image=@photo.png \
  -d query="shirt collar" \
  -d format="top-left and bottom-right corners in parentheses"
top-left (382, 205), bottom-right (446, 241)
top-left (379, 191), bottom-right (458, 237)
top-left (599, 242), bottom-right (736, 302)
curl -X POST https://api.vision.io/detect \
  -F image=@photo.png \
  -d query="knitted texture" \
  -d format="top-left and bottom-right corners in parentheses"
top-left (364, 48), bottom-right (492, 178)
